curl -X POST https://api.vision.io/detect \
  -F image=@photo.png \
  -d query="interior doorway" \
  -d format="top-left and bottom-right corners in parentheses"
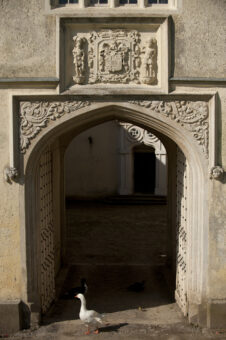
top-left (133, 145), bottom-right (156, 194)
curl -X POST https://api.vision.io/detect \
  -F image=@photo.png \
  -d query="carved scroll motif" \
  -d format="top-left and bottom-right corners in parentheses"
top-left (72, 30), bottom-right (158, 85)
top-left (120, 123), bottom-right (159, 145)
top-left (20, 101), bottom-right (91, 153)
top-left (128, 100), bottom-right (209, 157)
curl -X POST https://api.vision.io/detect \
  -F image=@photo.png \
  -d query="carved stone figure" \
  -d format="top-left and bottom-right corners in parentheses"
top-left (141, 38), bottom-right (158, 85)
top-left (72, 36), bottom-right (86, 84)
top-left (210, 166), bottom-right (224, 180)
top-left (4, 167), bottom-right (18, 183)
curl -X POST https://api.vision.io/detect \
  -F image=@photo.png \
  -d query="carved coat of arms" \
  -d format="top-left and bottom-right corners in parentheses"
top-left (99, 41), bottom-right (129, 75)
top-left (72, 30), bottom-right (158, 85)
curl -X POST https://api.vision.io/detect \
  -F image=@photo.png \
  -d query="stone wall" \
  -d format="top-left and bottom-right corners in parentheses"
top-left (0, 0), bottom-right (225, 79)
top-left (173, 0), bottom-right (226, 78)
top-left (0, 0), bottom-right (56, 78)
top-left (0, 92), bottom-right (21, 301)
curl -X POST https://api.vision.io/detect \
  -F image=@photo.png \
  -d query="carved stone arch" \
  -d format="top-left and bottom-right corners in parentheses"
top-left (19, 98), bottom-right (212, 324)
top-left (20, 99), bottom-right (211, 171)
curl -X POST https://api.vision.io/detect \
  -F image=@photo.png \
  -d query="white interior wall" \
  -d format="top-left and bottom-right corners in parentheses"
top-left (65, 120), bottom-right (167, 197)
top-left (65, 121), bottom-right (120, 197)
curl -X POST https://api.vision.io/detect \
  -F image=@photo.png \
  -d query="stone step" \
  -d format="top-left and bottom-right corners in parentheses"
top-left (101, 195), bottom-right (167, 205)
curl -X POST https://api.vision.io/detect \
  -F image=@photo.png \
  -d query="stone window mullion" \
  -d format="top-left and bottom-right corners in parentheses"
top-left (110, 0), bottom-right (117, 8)
top-left (138, 0), bottom-right (145, 8)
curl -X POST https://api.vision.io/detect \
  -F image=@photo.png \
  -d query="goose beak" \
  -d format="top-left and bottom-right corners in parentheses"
top-left (75, 295), bottom-right (78, 299)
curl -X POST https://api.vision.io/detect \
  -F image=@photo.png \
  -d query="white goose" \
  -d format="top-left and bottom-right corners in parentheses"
top-left (75, 293), bottom-right (104, 335)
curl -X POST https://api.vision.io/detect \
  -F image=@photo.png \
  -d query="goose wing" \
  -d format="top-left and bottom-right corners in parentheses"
top-left (81, 310), bottom-right (104, 324)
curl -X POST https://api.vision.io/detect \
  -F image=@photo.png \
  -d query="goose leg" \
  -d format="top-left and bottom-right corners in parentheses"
top-left (85, 325), bottom-right (90, 335)
top-left (93, 328), bottom-right (99, 334)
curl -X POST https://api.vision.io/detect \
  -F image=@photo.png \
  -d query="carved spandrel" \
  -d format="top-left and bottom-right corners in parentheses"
top-left (19, 99), bottom-right (209, 158)
top-left (72, 30), bottom-right (158, 86)
top-left (19, 101), bottom-right (91, 152)
top-left (128, 100), bottom-right (209, 157)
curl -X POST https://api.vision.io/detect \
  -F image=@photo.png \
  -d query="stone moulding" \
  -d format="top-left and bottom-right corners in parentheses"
top-left (19, 99), bottom-right (209, 158)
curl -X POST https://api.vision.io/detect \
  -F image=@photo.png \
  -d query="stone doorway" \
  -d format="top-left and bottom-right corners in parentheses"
top-left (21, 99), bottom-right (210, 327)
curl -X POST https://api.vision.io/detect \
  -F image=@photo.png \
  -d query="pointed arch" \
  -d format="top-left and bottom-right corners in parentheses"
top-left (18, 98), bottom-right (211, 324)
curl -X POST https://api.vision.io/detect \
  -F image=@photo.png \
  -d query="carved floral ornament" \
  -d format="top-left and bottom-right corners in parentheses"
top-left (129, 100), bottom-right (209, 157)
top-left (20, 101), bottom-right (91, 152)
top-left (19, 99), bottom-right (209, 158)
top-left (72, 30), bottom-right (158, 85)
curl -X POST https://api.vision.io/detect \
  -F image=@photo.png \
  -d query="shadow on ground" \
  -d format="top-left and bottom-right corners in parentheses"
top-left (43, 264), bottom-right (174, 324)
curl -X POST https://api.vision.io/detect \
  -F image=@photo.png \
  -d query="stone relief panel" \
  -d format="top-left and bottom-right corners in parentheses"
top-left (71, 30), bottom-right (158, 86)
top-left (61, 18), bottom-right (168, 92)
top-left (19, 98), bottom-right (209, 159)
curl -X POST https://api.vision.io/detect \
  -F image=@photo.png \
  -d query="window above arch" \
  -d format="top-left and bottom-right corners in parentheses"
top-left (47, 0), bottom-right (178, 11)
top-left (58, 0), bottom-right (169, 5)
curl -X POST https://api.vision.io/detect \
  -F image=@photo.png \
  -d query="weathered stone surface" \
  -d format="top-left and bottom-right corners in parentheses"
top-left (0, 0), bottom-right (56, 78)
top-left (0, 93), bottom-right (21, 301)
top-left (208, 302), bottom-right (226, 329)
top-left (0, 301), bottom-right (29, 334)
top-left (173, 0), bottom-right (226, 78)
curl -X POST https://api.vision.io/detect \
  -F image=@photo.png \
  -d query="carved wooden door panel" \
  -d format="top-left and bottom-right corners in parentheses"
top-left (175, 147), bottom-right (188, 316)
top-left (39, 147), bottom-right (55, 314)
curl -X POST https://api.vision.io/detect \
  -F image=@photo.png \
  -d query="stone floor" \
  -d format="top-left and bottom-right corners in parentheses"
top-left (65, 200), bottom-right (169, 266)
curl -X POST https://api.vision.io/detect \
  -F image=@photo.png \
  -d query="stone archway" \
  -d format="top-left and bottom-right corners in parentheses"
top-left (17, 96), bottom-right (214, 325)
